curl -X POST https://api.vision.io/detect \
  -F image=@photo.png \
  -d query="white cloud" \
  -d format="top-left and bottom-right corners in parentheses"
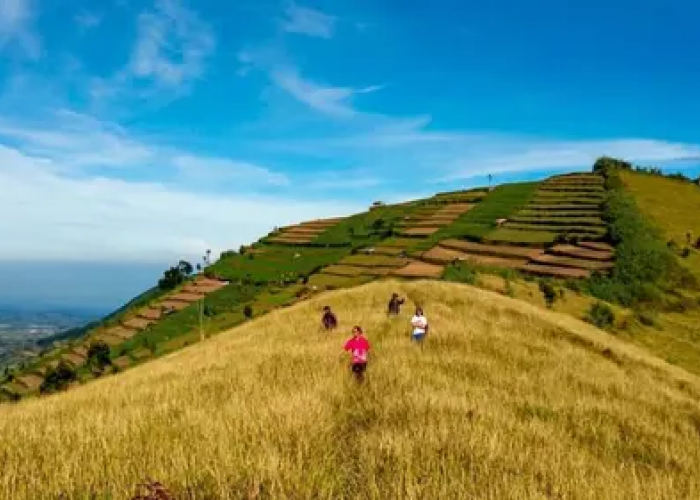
top-left (129, 0), bottom-right (214, 88)
top-left (173, 155), bottom-right (290, 186)
top-left (0, 111), bottom-right (154, 169)
top-left (270, 67), bottom-right (383, 118)
top-left (75, 11), bottom-right (102, 30)
top-left (0, 111), bottom-right (292, 192)
top-left (0, 144), bottom-right (362, 262)
top-left (0, 0), bottom-right (40, 58)
top-left (282, 4), bottom-right (335, 38)
top-left (90, 0), bottom-right (215, 105)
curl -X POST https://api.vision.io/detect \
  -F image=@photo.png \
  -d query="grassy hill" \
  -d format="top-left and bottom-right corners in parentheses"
top-left (1, 280), bottom-right (699, 499)
top-left (3, 161), bottom-right (700, 401)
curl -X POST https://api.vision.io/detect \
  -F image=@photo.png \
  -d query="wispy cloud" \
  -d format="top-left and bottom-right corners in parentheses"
top-left (0, 110), bottom-right (290, 192)
top-left (75, 11), bottom-right (103, 30)
top-left (270, 66), bottom-right (383, 118)
top-left (173, 155), bottom-right (290, 187)
top-left (282, 4), bottom-right (336, 38)
top-left (90, 0), bottom-right (215, 105)
top-left (0, 0), bottom-right (40, 58)
top-left (129, 0), bottom-right (215, 88)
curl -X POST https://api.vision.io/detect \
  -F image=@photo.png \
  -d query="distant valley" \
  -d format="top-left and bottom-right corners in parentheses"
top-left (0, 308), bottom-right (102, 368)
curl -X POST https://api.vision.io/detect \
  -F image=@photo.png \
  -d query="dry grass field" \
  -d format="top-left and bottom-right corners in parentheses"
top-left (1, 281), bottom-right (699, 499)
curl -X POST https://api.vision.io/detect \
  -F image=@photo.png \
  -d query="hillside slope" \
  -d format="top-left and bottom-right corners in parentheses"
top-left (1, 281), bottom-right (699, 499)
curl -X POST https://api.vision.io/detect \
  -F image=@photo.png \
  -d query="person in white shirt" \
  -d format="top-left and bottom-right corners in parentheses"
top-left (410, 307), bottom-right (428, 344)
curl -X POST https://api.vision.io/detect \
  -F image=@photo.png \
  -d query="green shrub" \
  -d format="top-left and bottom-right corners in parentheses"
top-left (86, 341), bottom-right (112, 375)
top-left (587, 302), bottom-right (615, 329)
top-left (538, 281), bottom-right (557, 308)
top-left (636, 311), bottom-right (657, 327)
top-left (443, 262), bottom-right (477, 285)
top-left (40, 361), bottom-right (77, 394)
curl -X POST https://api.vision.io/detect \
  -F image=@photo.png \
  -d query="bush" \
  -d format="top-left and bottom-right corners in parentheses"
top-left (87, 340), bottom-right (112, 375)
top-left (538, 281), bottom-right (557, 308)
top-left (443, 262), bottom-right (477, 285)
top-left (40, 361), bottom-right (77, 394)
top-left (636, 311), bottom-right (657, 327)
top-left (243, 305), bottom-right (253, 319)
top-left (588, 302), bottom-right (615, 329)
top-left (681, 247), bottom-right (692, 258)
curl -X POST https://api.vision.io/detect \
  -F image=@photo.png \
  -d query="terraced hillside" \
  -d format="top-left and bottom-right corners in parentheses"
top-left (0, 172), bottom-right (618, 401)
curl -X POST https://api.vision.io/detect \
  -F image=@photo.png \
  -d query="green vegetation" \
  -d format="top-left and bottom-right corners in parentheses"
top-left (39, 361), bottom-right (77, 394)
top-left (485, 227), bottom-right (559, 245)
top-left (539, 281), bottom-right (558, 308)
top-left (585, 161), bottom-right (695, 307)
top-left (208, 246), bottom-right (350, 284)
top-left (414, 182), bottom-right (540, 250)
top-left (587, 302), bottom-right (615, 329)
top-left (158, 260), bottom-right (195, 290)
top-left (86, 341), bottom-right (111, 375)
top-left (313, 204), bottom-right (417, 247)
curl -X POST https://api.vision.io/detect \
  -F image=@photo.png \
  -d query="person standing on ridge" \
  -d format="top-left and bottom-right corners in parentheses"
top-left (387, 293), bottom-right (405, 316)
top-left (344, 326), bottom-right (370, 382)
top-left (322, 306), bottom-right (338, 331)
top-left (410, 307), bottom-right (429, 344)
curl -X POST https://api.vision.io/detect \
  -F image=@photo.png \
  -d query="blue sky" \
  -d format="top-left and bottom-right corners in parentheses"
top-left (1, 0), bottom-right (699, 265)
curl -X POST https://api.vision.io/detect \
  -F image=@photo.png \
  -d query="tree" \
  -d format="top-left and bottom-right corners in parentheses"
top-left (243, 305), bottom-right (253, 319)
top-left (371, 218), bottom-right (385, 231)
top-left (178, 260), bottom-right (193, 276)
top-left (87, 340), bottom-right (112, 375)
top-left (157, 260), bottom-right (193, 290)
top-left (40, 361), bottom-right (77, 394)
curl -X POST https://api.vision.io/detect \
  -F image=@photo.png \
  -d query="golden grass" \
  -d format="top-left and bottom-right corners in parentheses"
top-left (1, 281), bottom-right (699, 499)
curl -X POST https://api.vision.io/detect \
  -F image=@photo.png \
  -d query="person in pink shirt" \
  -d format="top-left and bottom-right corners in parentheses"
top-left (344, 326), bottom-right (370, 382)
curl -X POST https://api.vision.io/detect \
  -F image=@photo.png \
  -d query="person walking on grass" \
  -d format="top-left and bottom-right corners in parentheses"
top-left (387, 293), bottom-right (405, 316)
top-left (322, 305), bottom-right (338, 331)
top-left (344, 326), bottom-right (370, 382)
top-left (410, 307), bottom-right (429, 344)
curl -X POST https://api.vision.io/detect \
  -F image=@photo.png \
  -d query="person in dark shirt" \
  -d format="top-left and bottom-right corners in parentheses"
top-left (387, 293), bottom-right (405, 316)
top-left (322, 306), bottom-right (338, 331)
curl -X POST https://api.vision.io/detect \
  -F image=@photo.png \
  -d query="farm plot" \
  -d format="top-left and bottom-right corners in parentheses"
top-left (529, 254), bottom-right (614, 272)
top-left (440, 240), bottom-right (543, 260)
top-left (412, 182), bottom-right (540, 251)
top-left (391, 261), bottom-right (445, 279)
top-left (208, 246), bottom-right (350, 283)
top-left (307, 273), bottom-right (374, 290)
top-left (266, 217), bottom-right (345, 244)
top-left (339, 255), bottom-right (411, 268)
top-left (313, 203), bottom-right (419, 248)
top-left (488, 174), bottom-right (609, 244)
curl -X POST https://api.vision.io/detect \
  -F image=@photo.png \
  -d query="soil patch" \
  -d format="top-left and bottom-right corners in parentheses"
top-left (391, 261), bottom-right (444, 278)
top-left (521, 263), bottom-right (591, 279)
top-left (440, 239), bottom-right (544, 259)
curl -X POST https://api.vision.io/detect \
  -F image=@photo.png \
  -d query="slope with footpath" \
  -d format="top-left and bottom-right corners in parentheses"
top-left (0, 281), bottom-right (699, 499)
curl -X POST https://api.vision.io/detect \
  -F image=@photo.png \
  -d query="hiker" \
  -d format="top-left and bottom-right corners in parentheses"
top-left (322, 306), bottom-right (338, 331)
top-left (410, 307), bottom-right (429, 344)
top-left (344, 326), bottom-right (370, 382)
top-left (387, 293), bottom-right (405, 316)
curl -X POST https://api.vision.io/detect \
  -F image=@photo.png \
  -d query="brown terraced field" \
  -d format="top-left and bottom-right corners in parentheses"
top-left (391, 261), bottom-right (445, 278)
top-left (549, 244), bottom-right (614, 261)
top-left (267, 217), bottom-right (345, 244)
top-left (529, 254), bottom-right (614, 271)
top-left (521, 263), bottom-right (591, 279)
top-left (440, 239), bottom-right (544, 260)
top-left (16, 374), bottom-right (43, 391)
